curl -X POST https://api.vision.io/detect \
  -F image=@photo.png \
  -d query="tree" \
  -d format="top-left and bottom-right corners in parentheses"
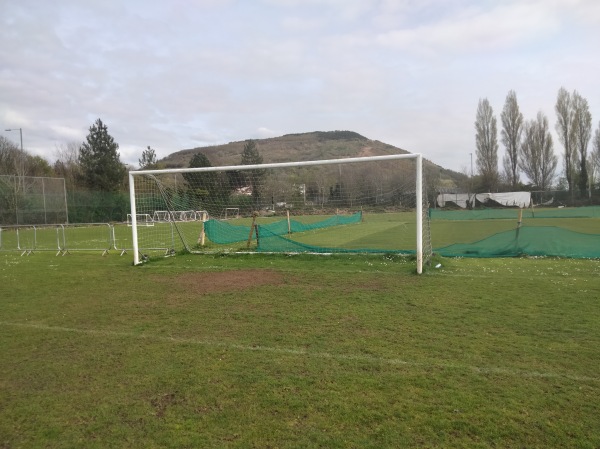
top-left (182, 152), bottom-right (215, 193)
top-left (519, 112), bottom-right (557, 192)
top-left (0, 136), bottom-right (21, 176)
top-left (241, 139), bottom-right (263, 166)
top-left (78, 119), bottom-right (126, 192)
top-left (182, 152), bottom-right (231, 213)
top-left (572, 91), bottom-right (592, 197)
top-left (26, 155), bottom-right (53, 177)
top-left (500, 90), bottom-right (523, 188)
top-left (475, 98), bottom-right (499, 191)
top-left (240, 140), bottom-right (264, 206)
top-left (592, 122), bottom-right (600, 190)
top-left (555, 87), bottom-right (576, 197)
top-left (54, 141), bottom-right (81, 190)
top-left (138, 146), bottom-right (158, 169)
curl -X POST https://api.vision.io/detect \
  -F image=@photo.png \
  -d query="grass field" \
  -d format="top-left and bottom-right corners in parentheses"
top-left (2, 209), bottom-right (598, 258)
top-left (1, 251), bottom-right (599, 448)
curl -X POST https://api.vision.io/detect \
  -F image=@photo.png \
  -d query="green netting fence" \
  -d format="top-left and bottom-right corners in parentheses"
top-left (203, 211), bottom-right (363, 245)
top-left (430, 206), bottom-right (600, 220)
top-left (255, 226), bottom-right (415, 254)
top-left (435, 226), bottom-right (600, 259)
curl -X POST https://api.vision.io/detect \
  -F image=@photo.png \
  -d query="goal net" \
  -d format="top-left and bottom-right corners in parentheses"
top-left (129, 154), bottom-right (432, 273)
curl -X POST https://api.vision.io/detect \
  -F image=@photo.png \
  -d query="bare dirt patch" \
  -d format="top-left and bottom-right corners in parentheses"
top-left (358, 146), bottom-right (375, 157)
top-left (155, 269), bottom-right (286, 295)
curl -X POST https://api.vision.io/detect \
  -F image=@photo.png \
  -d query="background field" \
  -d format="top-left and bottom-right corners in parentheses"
top-left (2, 208), bottom-right (598, 261)
top-left (1, 251), bottom-right (599, 448)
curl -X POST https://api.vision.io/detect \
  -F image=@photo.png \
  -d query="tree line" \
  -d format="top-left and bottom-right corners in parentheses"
top-left (474, 88), bottom-right (600, 200)
top-left (1, 118), bottom-right (128, 194)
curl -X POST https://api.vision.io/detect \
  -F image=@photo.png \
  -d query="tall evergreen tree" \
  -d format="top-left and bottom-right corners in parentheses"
top-left (241, 139), bottom-right (263, 166)
top-left (183, 152), bottom-right (215, 193)
top-left (240, 140), bottom-right (264, 206)
top-left (475, 98), bottom-right (499, 192)
top-left (138, 146), bottom-right (158, 169)
top-left (79, 119), bottom-right (126, 192)
top-left (182, 152), bottom-right (231, 212)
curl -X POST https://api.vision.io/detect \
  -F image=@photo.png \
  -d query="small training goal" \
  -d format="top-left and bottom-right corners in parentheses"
top-left (221, 207), bottom-right (240, 220)
top-left (128, 154), bottom-right (432, 273)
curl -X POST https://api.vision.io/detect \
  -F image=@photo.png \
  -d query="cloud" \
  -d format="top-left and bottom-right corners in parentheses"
top-left (375, 1), bottom-right (561, 57)
top-left (1, 0), bottom-right (599, 174)
top-left (255, 127), bottom-right (280, 138)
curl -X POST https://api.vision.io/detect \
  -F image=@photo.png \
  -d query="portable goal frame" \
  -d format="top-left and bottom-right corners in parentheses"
top-left (129, 153), bottom-right (426, 273)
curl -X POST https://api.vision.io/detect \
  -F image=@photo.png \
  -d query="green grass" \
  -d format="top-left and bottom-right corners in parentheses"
top-left (3, 212), bottom-right (598, 258)
top-left (1, 252), bottom-right (599, 448)
top-left (214, 211), bottom-right (600, 253)
top-left (431, 217), bottom-right (600, 248)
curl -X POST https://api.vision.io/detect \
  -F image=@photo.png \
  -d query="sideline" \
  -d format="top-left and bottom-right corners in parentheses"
top-left (1, 320), bottom-right (598, 383)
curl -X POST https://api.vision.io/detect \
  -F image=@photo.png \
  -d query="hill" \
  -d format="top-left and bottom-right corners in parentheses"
top-left (159, 130), bottom-right (465, 190)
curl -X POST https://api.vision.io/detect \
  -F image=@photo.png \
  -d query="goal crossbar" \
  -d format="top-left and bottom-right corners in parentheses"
top-left (129, 153), bottom-right (424, 272)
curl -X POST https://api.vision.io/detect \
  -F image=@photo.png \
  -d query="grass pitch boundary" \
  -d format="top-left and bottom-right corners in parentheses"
top-left (2, 320), bottom-right (598, 384)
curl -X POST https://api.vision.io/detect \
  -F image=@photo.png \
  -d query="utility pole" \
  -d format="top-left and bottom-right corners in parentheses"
top-left (469, 152), bottom-right (473, 209)
top-left (470, 152), bottom-right (473, 177)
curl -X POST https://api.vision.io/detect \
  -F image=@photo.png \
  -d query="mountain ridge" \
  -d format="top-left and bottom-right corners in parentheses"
top-left (158, 130), bottom-right (464, 189)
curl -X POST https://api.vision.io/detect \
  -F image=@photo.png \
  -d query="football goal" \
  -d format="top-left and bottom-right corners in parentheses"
top-left (128, 154), bottom-right (432, 273)
top-left (127, 213), bottom-right (154, 226)
top-left (221, 207), bottom-right (240, 220)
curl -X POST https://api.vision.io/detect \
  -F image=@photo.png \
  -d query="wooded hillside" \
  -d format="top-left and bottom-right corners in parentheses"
top-left (159, 131), bottom-right (465, 190)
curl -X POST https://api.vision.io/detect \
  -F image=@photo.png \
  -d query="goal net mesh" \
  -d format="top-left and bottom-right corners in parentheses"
top-left (130, 156), bottom-right (432, 264)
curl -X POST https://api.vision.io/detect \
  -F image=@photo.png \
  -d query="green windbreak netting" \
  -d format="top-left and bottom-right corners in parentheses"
top-left (204, 212), bottom-right (363, 245)
top-left (430, 206), bottom-right (600, 221)
top-left (203, 220), bottom-right (251, 245)
top-left (255, 226), bottom-right (414, 254)
top-left (435, 226), bottom-right (600, 259)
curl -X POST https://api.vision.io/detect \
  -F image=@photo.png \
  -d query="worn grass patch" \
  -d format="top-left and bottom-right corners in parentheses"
top-left (0, 252), bottom-right (599, 448)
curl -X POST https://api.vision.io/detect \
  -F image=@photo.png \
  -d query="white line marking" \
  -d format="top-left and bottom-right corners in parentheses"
top-left (1, 321), bottom-right (597, 383)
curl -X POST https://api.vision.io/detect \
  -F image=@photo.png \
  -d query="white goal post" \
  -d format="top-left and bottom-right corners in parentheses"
top-left (129, 153), bottom-right (429, 273)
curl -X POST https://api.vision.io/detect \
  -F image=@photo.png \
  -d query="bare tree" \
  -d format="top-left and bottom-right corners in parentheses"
top-left (0, 136), bottom-right (21, 176)
top-left (500, 90), bottom-right (523, 188)
top-left (592, 122), bottom-right (600, 190)
top-left (572, 91), bottom-right (592, 197)
top-left (555, 87), bottom-right (577, 197)
top-left (54, 141), bottom-right (81, 190)
top-left (475, 98), bottom-right (499, 191)
top-left (519, 112), bottom-right (557, 192)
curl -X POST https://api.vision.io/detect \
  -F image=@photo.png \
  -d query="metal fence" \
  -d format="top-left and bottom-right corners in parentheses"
top-left (0, 222), bottom-right (175, 257)
top-left (0, 175), bottom-right (68, 225)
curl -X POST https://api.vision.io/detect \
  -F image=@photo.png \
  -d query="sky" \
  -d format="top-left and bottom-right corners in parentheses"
top-left (1, 0), bottom-right (599, 175)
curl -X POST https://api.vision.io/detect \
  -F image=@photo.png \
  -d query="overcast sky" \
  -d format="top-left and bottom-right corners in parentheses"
top-left (1, 0), bottom-right (599, 175)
